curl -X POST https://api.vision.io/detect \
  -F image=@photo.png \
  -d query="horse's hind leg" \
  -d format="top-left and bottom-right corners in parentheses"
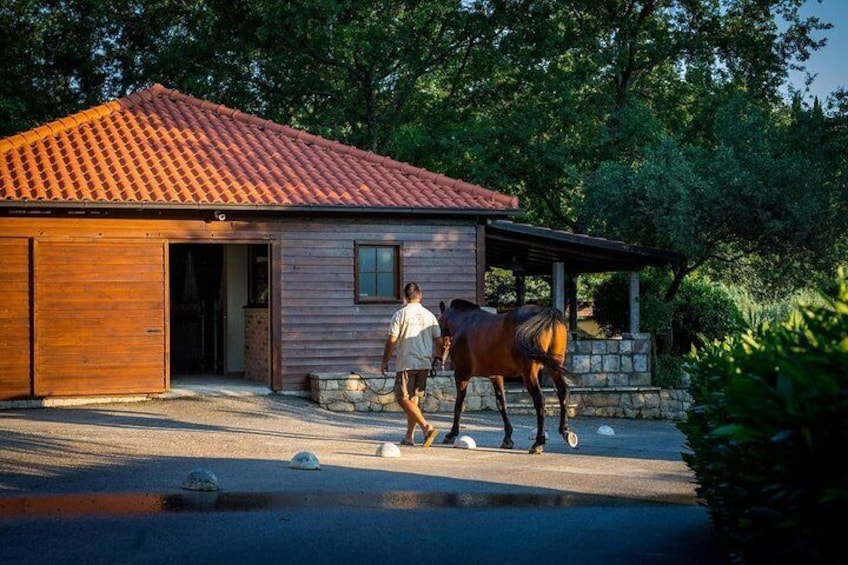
top-left (524, 365), bottom-right (547, 455)
top-left (549, 365), bottom-right (578, 448)
top-left (443, 376), bottom-right (469, 445)
top-left (491, 375), bottom-right (514, 449)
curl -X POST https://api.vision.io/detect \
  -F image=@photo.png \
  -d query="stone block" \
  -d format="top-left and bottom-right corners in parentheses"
top-left (629, 372), bottom-right (652, 387)
top-left (328, 401), bottom-right (354, 412)
top-left (633, 354), bottom-right (649, 372)
top-left (421, 396), bottom-right (440, 412)
top-left (439, 399), bottom-right (458, 412)
top-left (590, 355), bottom-right (603, 372)
top-left (465, 396), bottom-right (483, 411)
top-left (320, 390), bottom-right (347, 402)
top-left (344, 379), bottom-right (364, 392)
top-left (633, 340), bottom-right (651, 354)
top-left (572, 355), bottom-right (591, 373)
top-left (344, 390), bottom-right (364, 402)
top-left (585, 373), bottom-right (608, 387)
top-left (610, 373), bottom-right (629, 387)
top-left (591, 341), bottom-right (606, 354)
top-left (602, 355), bottom-right (620, 372)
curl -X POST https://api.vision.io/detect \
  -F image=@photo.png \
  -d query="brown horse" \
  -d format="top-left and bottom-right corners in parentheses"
top-left (438, 299), bottom-right (578, 454)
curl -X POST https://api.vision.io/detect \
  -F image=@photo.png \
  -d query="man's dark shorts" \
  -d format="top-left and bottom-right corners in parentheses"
top-left (394, 369), bottom-right (429, 403)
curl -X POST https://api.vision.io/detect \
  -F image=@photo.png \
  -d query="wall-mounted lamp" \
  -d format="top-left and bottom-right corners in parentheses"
top-left (214, 210), bottom-right (227, 221)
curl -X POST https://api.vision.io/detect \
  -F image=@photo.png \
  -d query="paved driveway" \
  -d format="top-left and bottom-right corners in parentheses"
top-left (0, 394), bottom-right (722, 564)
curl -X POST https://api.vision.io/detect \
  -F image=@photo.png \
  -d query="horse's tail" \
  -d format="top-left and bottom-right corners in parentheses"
top-left (514, 308), bottom-right (568, 369)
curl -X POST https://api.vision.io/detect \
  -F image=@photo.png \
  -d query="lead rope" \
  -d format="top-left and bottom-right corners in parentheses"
top-left (356, 373), bottom-right (396, 395)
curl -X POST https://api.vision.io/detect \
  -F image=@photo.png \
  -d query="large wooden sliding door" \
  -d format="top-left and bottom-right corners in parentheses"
top-left (0, 238), bottom-right (31, 399)
top-left (34, 240), bottom-right (167, 396)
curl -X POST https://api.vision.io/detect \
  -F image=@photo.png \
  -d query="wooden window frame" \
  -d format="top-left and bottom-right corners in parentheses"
top-left (247, 244), bottom-right (269, 307)
top-left (354, 242), bottom-right (402, 304)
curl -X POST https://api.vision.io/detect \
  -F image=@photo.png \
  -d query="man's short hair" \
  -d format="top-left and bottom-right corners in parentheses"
top-left (404, 282), bottom-right (421, 301)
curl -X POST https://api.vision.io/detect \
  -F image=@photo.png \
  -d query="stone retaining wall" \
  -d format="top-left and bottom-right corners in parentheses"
top-left (564, 333), bottom-right (652, 387)
top-left (309, 334), bottom-right (693, 421)
top-left (309, 372), bottom-right (692, 421)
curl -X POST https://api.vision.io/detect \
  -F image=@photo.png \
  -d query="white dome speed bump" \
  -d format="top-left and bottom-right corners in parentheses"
top-left (376, 442), bottom-right (402, 458)
top-left (181, 468), bottom-right (220, 491)
top-left (289, 451), bottom-right (321, 470)
top-left (596, 425), bottom-right (615, 436)
top-left (454, 435), bottom-right (477, 449)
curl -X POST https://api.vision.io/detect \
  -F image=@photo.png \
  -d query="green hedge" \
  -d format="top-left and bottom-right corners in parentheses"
top-left (678, 270), bottom-right (848, 563)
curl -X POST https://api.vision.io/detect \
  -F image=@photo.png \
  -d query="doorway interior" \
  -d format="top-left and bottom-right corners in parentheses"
top-left (168, 243), bottom-right (270, 385)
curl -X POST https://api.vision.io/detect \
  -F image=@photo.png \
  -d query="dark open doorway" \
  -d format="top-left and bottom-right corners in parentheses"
top-left (169, 244), bottom-right (224, 376)
top-left (168, 242), bottom-right (271, 386)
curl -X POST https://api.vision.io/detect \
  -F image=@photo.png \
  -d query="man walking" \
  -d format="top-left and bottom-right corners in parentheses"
top-left (381, 282), bottom-right (444, 447)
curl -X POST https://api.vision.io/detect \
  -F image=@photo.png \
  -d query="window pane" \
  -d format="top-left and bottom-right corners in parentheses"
top-left (359, 271), bottom-right (374, 298)
top-left (356, 243), bottom-right (399, 301)
top-left (376, 247), bottom-right (394, 272)
top-left (359, 247), bottom-right (376, 273)
top-left (377, 273), bottom-right (395, 297)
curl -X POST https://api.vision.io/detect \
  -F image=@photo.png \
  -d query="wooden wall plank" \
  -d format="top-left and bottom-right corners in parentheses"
top-left (0, 238), bottom-right (31, 399)
top-left (276, 219), bottom-right (479, 389)
top-left (1, 216), bottom-right (483, 394)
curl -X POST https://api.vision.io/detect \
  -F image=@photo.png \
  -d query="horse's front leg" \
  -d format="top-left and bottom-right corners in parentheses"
top-left (443, 376), bottom-right (469, 445)
top-left (490, 375), bottom-right (514, 449)
top-left (525, 367), bottom-right (547, 455)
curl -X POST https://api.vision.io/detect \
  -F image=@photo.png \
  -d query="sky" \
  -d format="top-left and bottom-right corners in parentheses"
top-left (786, 0), bottom-right (848, 103)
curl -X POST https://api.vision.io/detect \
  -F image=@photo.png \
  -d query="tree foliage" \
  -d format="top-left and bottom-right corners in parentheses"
top-left (1, 0), bottom-right (845, 300)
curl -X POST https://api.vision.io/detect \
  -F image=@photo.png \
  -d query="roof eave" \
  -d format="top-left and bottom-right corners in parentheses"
top-left (0, 200), bottom-right (521, 218)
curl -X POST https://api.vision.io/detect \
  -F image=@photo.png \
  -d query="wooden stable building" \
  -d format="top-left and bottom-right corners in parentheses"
top-left (0, 84), bottom-right (680, 401)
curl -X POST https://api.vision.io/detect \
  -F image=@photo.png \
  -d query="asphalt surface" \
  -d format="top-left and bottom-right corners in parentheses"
top-left (0, 391), bottom-right (724, 564)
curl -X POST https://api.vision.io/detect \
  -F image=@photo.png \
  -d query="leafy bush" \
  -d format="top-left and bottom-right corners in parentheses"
top-left (725, 284), bottom-right (825, 327)
top-left (673, 278), bottom-right (745, 353)
top-left (592, 269), bottom-right (671, 337)
top-left (593, 269), bottom-right (743, 354)
top-left (678, 270), bottom-right (848, 563)
top-left (653, 353), bottom-right (686, 389)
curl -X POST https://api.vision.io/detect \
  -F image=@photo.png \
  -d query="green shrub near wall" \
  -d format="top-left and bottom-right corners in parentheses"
top-left (679, 270), bottom-right (848, 564)
top-left (592, 269), bottom-right (743, 353)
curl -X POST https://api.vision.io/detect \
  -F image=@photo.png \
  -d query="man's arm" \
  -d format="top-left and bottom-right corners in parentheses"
top-left (381, 335), bottom-right (398, 375)
top-left (434, 336), bottom-right (446, 359)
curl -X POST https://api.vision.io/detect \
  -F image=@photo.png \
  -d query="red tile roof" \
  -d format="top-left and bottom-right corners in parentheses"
top-left (0, 84), bottom-right (519, 214)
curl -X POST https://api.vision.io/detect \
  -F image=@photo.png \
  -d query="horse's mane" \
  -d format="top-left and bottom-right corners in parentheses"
top-left (449, 298), bottom-right (481, 312)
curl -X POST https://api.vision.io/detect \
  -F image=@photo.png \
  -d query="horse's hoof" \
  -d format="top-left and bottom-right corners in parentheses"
top-left (442, 436), bottom-right (456, 445)
top-left (529, 444), bottom-right (544, 455)
top-left (500, 441), bottom-right (514, 450)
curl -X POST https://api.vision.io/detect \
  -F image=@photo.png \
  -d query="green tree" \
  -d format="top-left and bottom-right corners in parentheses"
top-left (581, 92), bottom-right (847, 300)
top-left (1, 0), bottom-right (844, 303)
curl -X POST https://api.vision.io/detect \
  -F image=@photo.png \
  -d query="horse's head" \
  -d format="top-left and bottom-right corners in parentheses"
top-left (438, 301), bottom-right (452, 339)
top-left (438, 298), bottom-right (481, 338)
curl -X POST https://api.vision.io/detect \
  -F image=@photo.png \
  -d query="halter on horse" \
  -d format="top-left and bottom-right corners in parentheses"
top-left (438, 299), bottom-right (579, 454)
